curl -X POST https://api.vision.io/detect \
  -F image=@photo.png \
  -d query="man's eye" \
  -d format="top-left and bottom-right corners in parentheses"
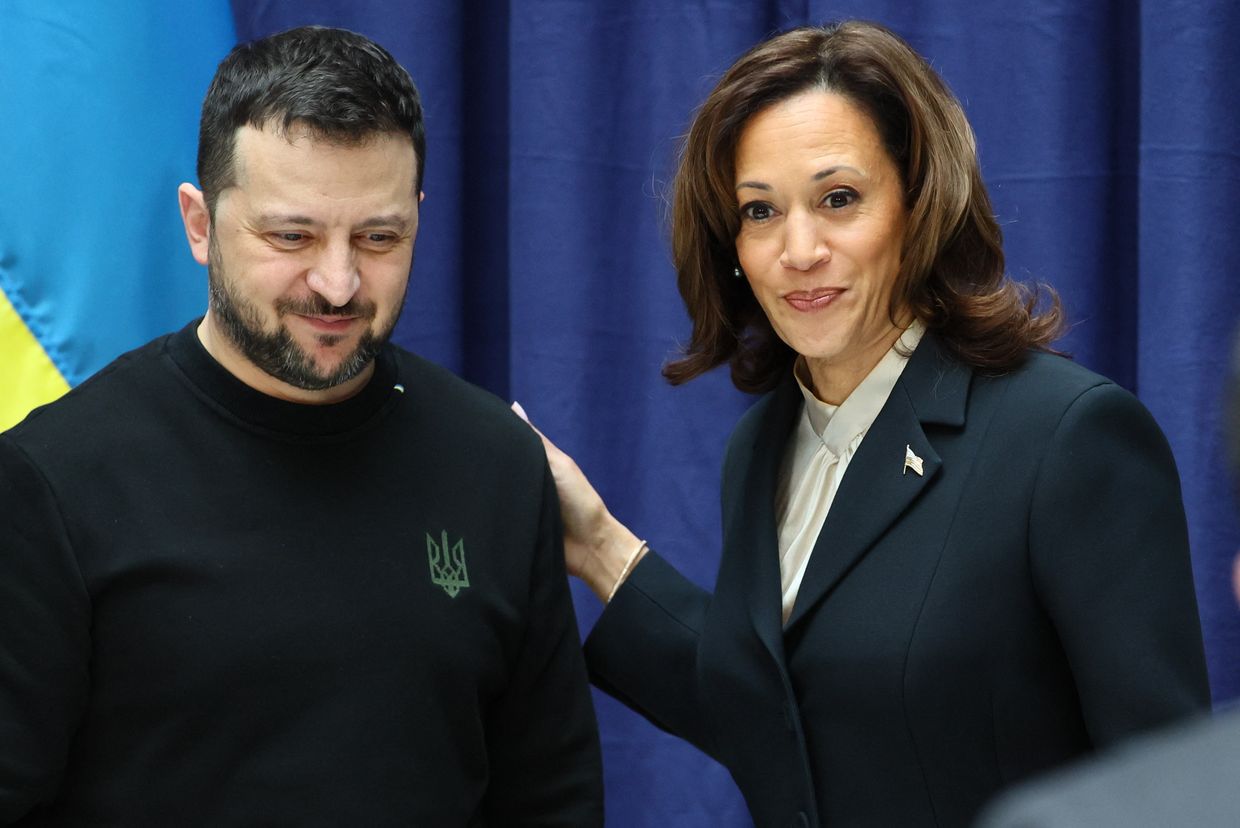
top-left (274, 232), bottom-right (306, 243)
top-left (358, 233), bottom-right (399, 249)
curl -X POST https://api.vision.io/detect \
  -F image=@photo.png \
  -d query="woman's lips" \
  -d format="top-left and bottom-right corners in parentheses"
top-left (784, 288), bottom-right (844, 312)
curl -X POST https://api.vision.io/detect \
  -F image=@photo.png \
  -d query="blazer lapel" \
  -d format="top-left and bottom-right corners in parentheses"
top-left (730, 378), bottom-right (801, 665)
top-left (783, 334), bottom-right (970, 632)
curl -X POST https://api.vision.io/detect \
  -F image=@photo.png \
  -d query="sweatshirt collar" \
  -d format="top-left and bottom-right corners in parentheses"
top-left (166, 319), bottom-right (401, 438)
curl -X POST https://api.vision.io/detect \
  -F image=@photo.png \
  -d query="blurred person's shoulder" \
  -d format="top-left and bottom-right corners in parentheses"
top-left (975, 707), bottom-right (1240, 828)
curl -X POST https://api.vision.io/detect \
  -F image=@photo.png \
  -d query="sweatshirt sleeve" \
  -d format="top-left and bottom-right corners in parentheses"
top-left (479, 462), bottom-right (604, 827)
top-left (1028, 381), bottom-right (1211, 743)
top-left (0, 435), bottom-right (92, 823)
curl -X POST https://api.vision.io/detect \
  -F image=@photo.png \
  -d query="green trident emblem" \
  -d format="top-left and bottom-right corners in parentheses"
top-left (427, 530), bottom-right (469, 597)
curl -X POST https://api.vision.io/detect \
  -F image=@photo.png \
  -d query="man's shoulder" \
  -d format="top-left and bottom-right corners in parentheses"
top-left (388, 347), bottom-right (541, 456)
top-left (391, 347), bottom-right (513, 423)
top-left (5, 332), bottom-right (177, 447)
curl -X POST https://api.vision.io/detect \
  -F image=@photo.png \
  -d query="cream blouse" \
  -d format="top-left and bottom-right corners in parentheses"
top-left (775, 322), bottom-right (926, 623)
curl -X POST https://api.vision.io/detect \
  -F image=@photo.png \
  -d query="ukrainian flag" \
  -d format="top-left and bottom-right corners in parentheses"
top-left (0, 2), bottom-right (235, 431)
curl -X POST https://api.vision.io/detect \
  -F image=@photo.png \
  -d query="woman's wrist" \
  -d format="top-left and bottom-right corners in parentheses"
top-left (575, 515), bottom-right (646, 603)
top-left (606, 540), bottom-right (649, 603)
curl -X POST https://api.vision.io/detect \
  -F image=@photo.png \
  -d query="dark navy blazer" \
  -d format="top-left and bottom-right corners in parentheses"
top-left (585, 334), bottom-right (1210, 828)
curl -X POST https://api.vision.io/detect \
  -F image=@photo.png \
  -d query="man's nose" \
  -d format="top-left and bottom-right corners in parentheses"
top-left (305, 242), bottom-right (361, 308)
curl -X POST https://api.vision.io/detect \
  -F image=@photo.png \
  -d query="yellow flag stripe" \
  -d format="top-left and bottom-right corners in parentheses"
top-left (0, 286), bottom-right (70, 432)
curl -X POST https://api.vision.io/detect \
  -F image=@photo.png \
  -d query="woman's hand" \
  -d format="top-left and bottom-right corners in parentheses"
top-left (512, 402), bottom-right (647, 602)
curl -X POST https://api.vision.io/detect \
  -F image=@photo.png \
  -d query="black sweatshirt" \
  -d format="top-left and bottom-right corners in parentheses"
top-left (0, 321), bottom-right (602, 826)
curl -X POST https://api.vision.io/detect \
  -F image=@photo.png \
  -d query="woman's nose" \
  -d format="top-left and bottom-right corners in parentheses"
top-left (778, 211), bottom-right (829, 272)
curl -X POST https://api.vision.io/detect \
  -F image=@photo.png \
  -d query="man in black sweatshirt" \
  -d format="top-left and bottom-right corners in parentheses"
top-left (0, 26), bottom-right (602, 826)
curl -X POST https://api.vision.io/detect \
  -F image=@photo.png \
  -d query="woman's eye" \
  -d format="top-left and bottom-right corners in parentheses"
top-left (824, 189), bottom-right (856, 209)
top-left (742, 202), bottom-right (774, 222)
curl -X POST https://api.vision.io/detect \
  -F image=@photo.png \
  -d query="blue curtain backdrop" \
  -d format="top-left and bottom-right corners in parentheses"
top-left (2, 1), bottom-right (1237, 825)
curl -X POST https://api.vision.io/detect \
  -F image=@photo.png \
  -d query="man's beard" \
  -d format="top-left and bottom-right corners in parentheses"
top-left (206, 238), bottom-right (404, 391)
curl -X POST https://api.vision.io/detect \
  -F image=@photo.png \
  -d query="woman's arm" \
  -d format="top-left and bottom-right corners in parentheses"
top-left (511, 402), bottom-right (647, 602)
top-left (1028, 382), bottom-right (1211, 744)
top-left (512, 402), bottom-right (718, 754)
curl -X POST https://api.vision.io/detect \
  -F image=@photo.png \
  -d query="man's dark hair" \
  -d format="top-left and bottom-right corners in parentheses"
top-left (197, 25), bottom-right (425, 216)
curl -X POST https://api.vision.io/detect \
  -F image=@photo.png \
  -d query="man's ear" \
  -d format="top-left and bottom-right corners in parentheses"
top-left (178, 183), bottom-right (211, 265)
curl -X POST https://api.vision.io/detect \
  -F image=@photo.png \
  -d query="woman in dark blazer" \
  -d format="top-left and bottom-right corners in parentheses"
top-left (521, 20), bottom-right (1209, 828)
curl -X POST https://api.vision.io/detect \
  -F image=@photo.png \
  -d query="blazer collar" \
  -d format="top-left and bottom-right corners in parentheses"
top-left (896, 332), bottom-right (970, 428)
top-left (743, 332), bottom-right (972, 650)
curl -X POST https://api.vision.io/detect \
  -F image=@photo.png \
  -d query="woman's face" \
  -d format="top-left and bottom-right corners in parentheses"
top-left (734, 89), bottom-right (909, 403)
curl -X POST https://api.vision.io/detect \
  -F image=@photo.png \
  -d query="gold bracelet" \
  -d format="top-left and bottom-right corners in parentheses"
top-left (606, 540), bottom-right (648, 603)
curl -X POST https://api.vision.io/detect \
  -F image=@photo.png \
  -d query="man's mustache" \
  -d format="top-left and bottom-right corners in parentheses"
top-left (275, 296), bottom-right (378, 318)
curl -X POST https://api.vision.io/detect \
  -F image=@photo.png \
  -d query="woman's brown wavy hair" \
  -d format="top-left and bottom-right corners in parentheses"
top-left (663, 20), bottom-right (1063, 394)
